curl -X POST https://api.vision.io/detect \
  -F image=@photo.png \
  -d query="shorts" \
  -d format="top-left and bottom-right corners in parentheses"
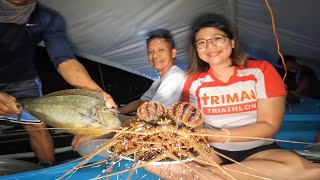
top-left (0, 78), bottom-right (43, 124)
top-left (213, 143), bottom-right (282, 165)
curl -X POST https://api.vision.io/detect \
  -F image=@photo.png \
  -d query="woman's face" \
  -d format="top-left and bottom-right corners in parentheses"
top-left (195, 27), bottom-right (234, 67)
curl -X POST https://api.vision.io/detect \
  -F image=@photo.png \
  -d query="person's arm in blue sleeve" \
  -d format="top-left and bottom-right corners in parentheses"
top-left (42, 13), bottom-right (116, 108)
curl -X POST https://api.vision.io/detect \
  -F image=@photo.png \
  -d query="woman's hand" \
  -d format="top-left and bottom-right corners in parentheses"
top-left (195, 127), bottom-right (210, 142)
top-left (195, 127), bottom-right (230, 144)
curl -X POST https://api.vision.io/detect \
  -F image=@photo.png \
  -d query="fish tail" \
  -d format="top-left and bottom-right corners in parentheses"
top-left (15, 102), bottom-right (24, 111)
top-left (17, 113), bottom-right (22, 122)
top-left (15, 103), bottom-right (24, 122)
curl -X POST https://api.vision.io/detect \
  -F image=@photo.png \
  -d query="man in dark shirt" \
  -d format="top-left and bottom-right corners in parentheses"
top-left (0, 0), bottom-right (117, 166)
top-left (278, 55), bottom-right (319, 99)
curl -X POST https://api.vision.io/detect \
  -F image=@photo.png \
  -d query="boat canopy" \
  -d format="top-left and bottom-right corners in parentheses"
top-left (39, 0), bottom-right (320, 80)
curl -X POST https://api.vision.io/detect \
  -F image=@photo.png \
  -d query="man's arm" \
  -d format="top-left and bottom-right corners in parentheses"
top-left (118, 99), bottom-right (144, 114)
top-left (57, 59), bottom-right (117, 108)
top-left (39, 8), bottom-right (116, 107)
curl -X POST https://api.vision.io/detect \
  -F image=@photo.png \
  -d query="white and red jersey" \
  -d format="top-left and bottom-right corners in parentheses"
top-left (182, 60), bottom-right (287, 151)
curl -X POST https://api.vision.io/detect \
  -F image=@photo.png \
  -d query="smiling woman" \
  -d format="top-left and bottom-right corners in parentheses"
top-left (164, 13), bottom-right (320, 180)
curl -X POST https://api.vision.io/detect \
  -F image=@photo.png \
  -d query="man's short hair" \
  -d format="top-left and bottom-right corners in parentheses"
top-left (146, 29), bottom-right (175, 49)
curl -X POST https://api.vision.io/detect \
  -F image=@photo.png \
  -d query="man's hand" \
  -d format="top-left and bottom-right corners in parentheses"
top-left (0, 92), bottom-right (20, 115)
top-left (57, 59), bottom-right (118, 109)
top-left (101, 92), bottom-right (117, 109)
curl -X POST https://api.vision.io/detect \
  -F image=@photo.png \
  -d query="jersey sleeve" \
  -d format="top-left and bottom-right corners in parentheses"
top-left (42, 12), bottom-right (76, 68)
top-left (256, 61), bottom-right (287, 98)
top-left (182, 77), bottom-right (192, 102)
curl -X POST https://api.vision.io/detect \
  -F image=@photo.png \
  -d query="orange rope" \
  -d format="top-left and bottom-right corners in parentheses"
top-left (264, 0), bottom-right (288, 87)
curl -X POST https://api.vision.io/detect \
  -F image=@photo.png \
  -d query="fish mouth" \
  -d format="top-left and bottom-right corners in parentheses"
top-left (80, 112), bottom-right (121, 129)
top-left (106, 124), bottom-right (123, 130)
top-left (100, 116), bottom-right (122, 129)
top-left (104, 108), bottom-right (120, 114)
top-left (98, 119), bottom-right (122, 130)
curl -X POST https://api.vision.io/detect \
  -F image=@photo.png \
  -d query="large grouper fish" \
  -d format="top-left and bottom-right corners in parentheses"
top-left (19, 89), bottom-right (122, 136)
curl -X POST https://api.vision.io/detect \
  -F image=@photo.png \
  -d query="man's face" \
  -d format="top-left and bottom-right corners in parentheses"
top-left (285, 61), bottom-right (295, 71)
top-left (4, 0), bottom-right (36, 6)
top-left (147, 38), bottom-right (176, 72)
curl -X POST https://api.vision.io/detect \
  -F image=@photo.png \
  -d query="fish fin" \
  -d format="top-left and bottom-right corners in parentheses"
top-left (44, 89), bottom-right (104, 101)
top-left (104, 107), bottom-right (120, 114)
top-left (16, 103), bottom-right (23, 122)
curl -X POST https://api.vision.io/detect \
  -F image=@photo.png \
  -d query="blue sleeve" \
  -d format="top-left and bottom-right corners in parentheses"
top-left (42, 13), bottom-right (76, 68)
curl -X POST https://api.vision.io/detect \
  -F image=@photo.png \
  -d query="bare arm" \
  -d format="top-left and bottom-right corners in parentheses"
top-left (118, 99), bottom-right (144, 114)
top-left (57, 59), bottom-right (117, 108)
top-left (205, 96), bottom-right (286, 143)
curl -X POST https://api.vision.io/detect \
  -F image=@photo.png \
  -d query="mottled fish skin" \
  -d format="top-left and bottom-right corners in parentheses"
top-left (22, 89), bottom-right (122, 136)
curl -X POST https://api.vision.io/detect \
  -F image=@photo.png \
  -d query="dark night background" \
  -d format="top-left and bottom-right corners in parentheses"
top-left (35, 46), bottom-right (153, 105)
